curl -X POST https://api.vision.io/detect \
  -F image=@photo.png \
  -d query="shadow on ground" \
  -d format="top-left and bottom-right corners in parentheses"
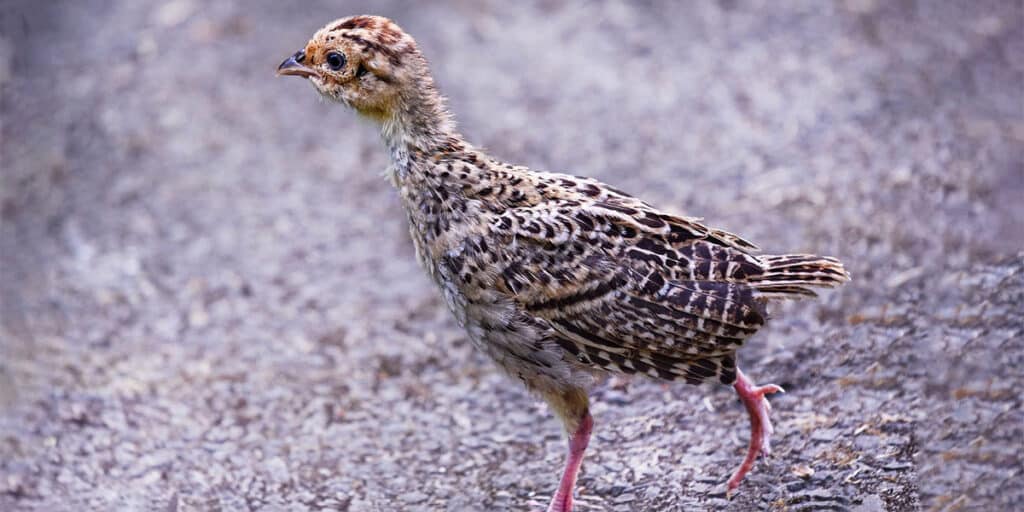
top-left (1, 1), bottom-right (1022, 511)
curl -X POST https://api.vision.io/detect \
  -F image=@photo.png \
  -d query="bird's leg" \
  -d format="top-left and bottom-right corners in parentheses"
top-left (541, 387), bottom-right (592, 512)
top-left (547, 410), bottom-right (592, 512)
top-left (727, 368), bottom-right (785, 497)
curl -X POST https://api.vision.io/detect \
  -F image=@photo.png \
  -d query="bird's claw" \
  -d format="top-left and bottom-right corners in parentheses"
top-left (727, 371), bottom-right (784, 493)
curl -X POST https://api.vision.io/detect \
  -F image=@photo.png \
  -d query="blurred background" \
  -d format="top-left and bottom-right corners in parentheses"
top-left (1, 1), bottom-right (1021, 510)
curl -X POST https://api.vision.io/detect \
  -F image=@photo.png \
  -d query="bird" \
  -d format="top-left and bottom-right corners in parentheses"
top-left (277, 15), bottom-right (849, 512)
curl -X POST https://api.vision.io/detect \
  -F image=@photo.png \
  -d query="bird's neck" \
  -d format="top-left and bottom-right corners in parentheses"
top-left (380, 81), bottom-right (458, 184)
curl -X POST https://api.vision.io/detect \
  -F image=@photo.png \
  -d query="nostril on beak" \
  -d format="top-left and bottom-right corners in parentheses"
top-left (278, 50), bottom-right (304, 70)
top-left (277, 50), bottom-right (315, 78)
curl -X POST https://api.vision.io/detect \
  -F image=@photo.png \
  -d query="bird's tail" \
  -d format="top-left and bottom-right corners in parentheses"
top-left (748, 254), bottom-right (850, 300)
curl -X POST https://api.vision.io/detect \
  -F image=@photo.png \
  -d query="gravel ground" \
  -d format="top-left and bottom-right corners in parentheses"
top-left (2, 1), bottom-right (1022, 511)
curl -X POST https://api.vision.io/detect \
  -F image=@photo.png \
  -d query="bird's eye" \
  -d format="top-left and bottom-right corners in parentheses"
top-left (326, 52), bottom-right (346, 71)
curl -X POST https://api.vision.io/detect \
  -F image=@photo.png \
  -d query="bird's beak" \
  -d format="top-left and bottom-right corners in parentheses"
top-left (277, 51), bottom-right (317, 78)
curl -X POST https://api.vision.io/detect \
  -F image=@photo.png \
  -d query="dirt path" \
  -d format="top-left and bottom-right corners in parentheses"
top-left (2, 1), bottom-right (1021, 510)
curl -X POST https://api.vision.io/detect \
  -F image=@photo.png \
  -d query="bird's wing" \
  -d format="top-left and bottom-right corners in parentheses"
top-left (484, 195), bottom-right (767, 384)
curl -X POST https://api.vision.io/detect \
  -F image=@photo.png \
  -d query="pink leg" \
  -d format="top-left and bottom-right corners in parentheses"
top-left (546, 412), bottom-right (593, 512)
top-left (727, 368), bottom-right (784, 497)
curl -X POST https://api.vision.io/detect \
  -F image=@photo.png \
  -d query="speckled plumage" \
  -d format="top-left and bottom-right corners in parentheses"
top-left (279, 15), bottom-right (849, 510)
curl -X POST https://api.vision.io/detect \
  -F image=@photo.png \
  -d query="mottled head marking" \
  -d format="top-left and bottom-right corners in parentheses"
top-left (279, 15), bottom-right (455, 152)
top-left (279, 15), bottom-right (431, 119)
top-left (331, 16), bottom-right (376, 31)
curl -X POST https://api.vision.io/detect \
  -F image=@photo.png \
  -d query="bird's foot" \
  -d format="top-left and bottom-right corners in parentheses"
top-left (726, 369), bottom-right (785, 498)
top-left (545, 492), bottom-right (573, 512)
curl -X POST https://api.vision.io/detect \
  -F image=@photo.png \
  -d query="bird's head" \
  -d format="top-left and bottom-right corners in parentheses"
top-left (276, 15), bottom-right (431, 122)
